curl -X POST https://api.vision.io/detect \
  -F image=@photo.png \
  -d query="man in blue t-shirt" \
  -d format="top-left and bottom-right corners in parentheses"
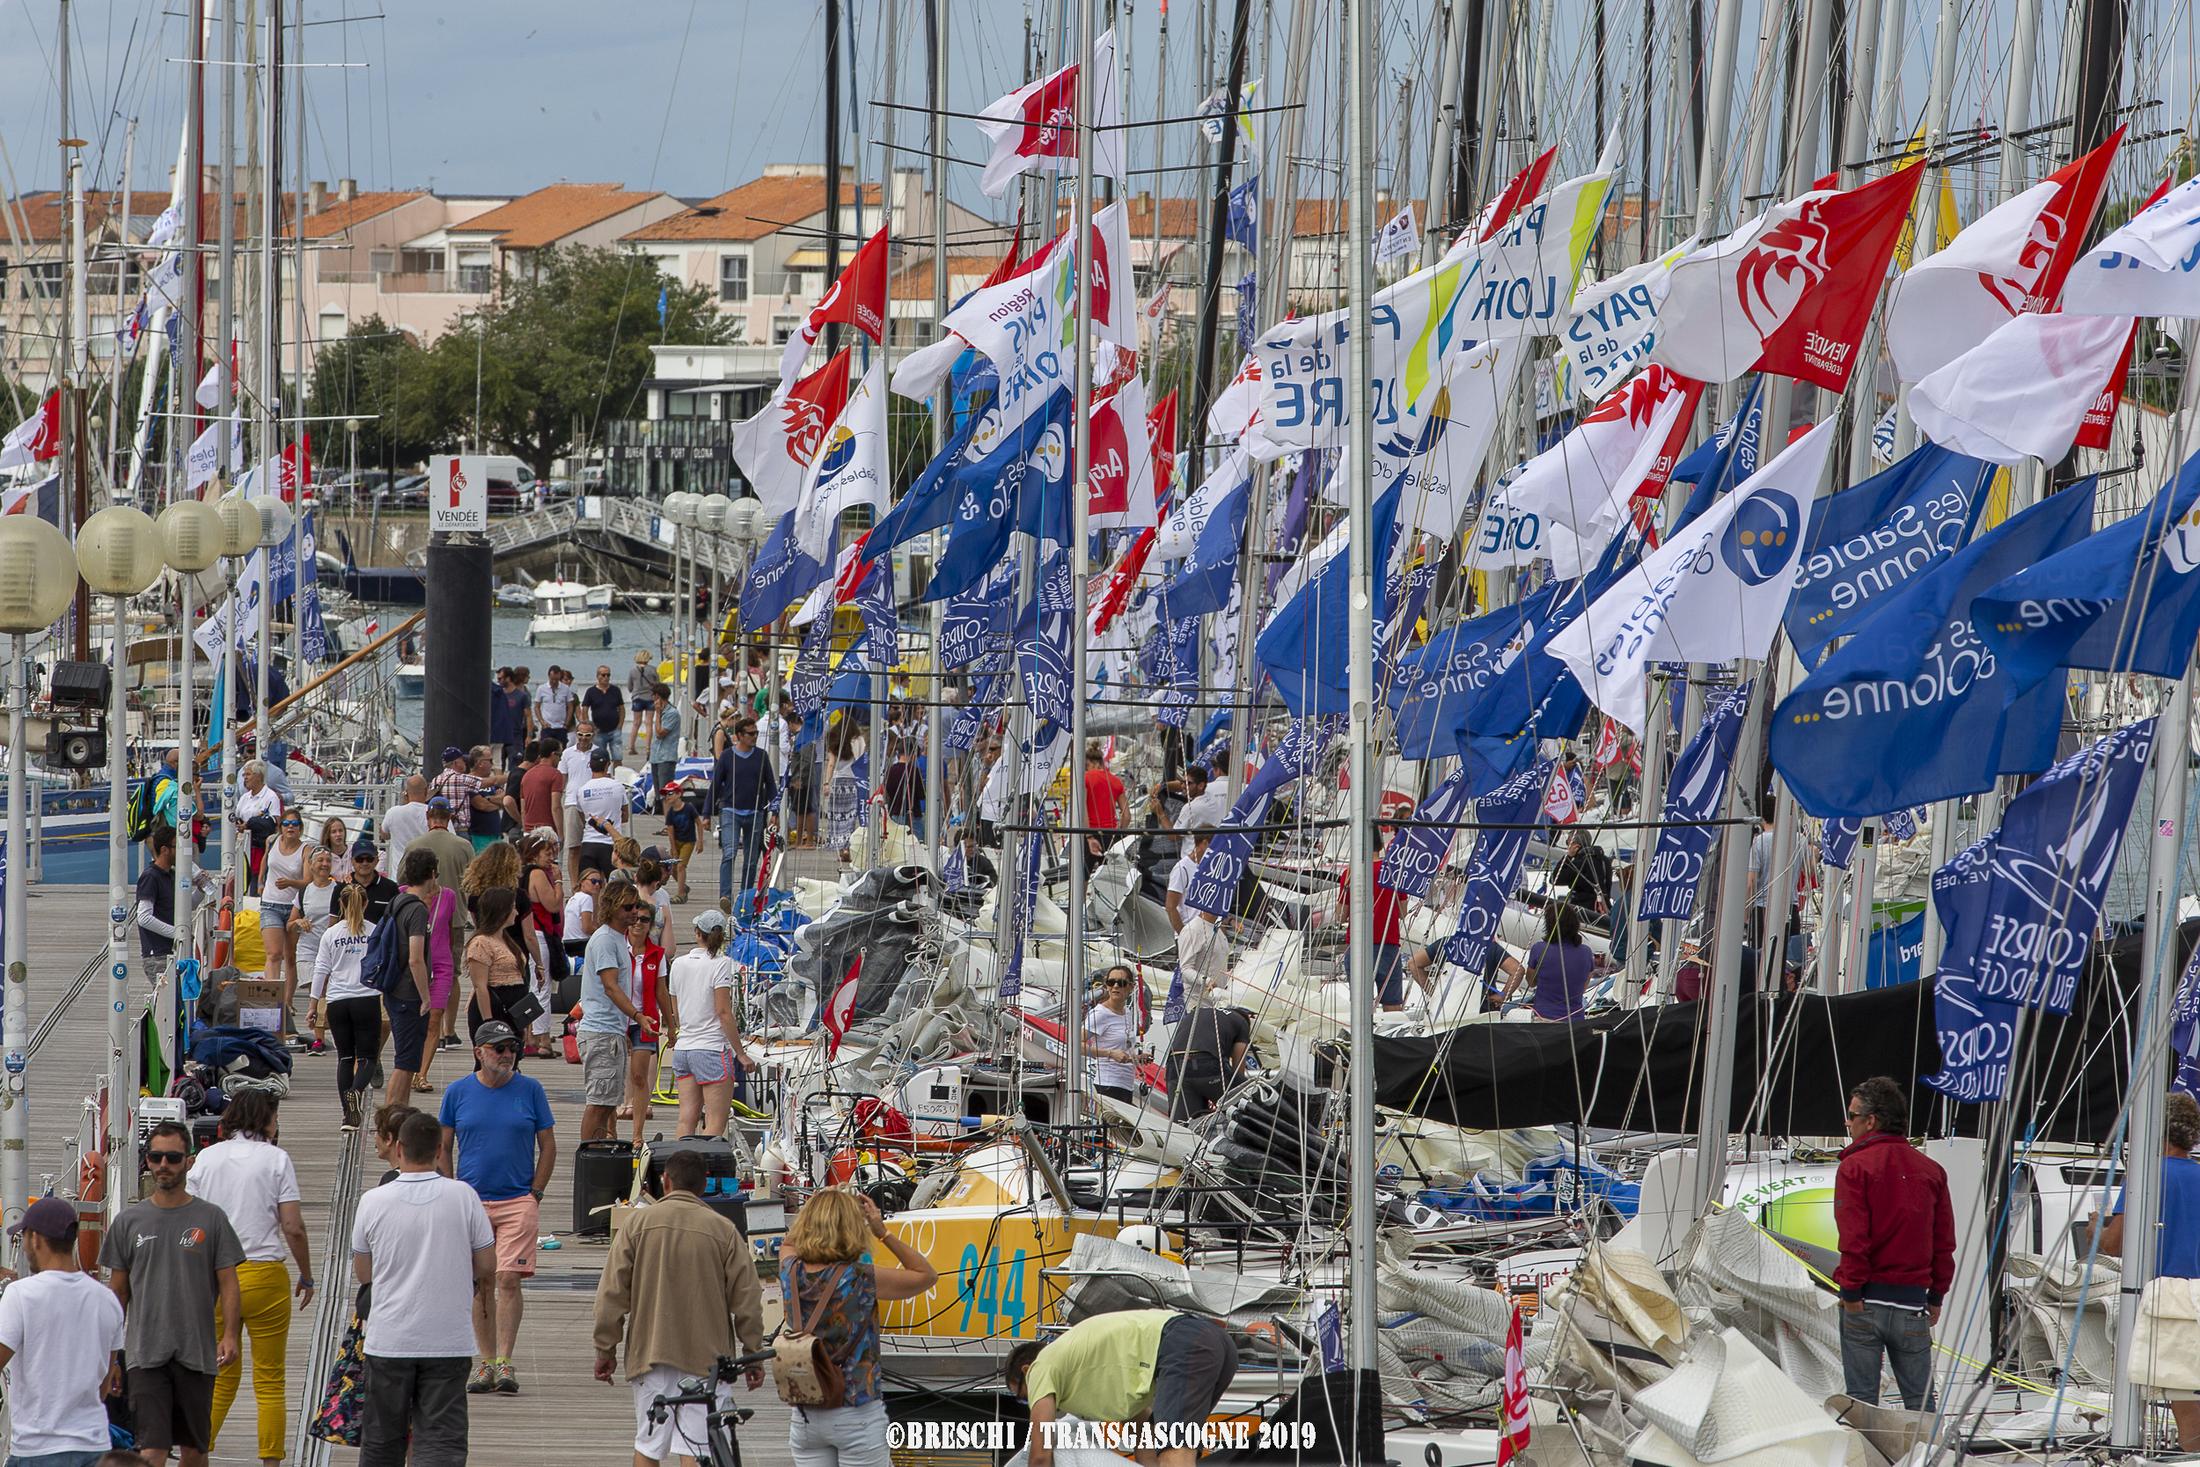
top-left (2086, 1089), bottom-right (2200, 1449)
top-left (438, 1021), bottom-right (555, 1396)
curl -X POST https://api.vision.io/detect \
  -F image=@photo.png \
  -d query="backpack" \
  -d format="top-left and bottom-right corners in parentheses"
top-left (772, 1264), bottom-right (848, 1409)
top-left (361, 892), bottom-right (423, 997)
top-left (126, 775), bottom-right (171, 843)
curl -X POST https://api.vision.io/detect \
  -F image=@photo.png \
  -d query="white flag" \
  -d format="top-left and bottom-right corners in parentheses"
top-left (1156, 446), bottom-right (1250, 560)
top-left (195, 360), bottom-right (224, 411)
top-left (2063, 175), bottom-right (2200, 318)
top-left (1492, 363), bottom-right (1694, 578)
top-left (1907, 311), bottom-right (2133, 467)
top-left (1207, 350), bottom-right (1263, 444)
top-left (731, 352), bottom-right (851, 519)
top-left (792, 358), bottom-right (888, 561)
top-left (1087, 376), bottom-right (1159, 531)
top-left (144, 251), bottom-right (185, 313)
top-left (1547, 419), bottom-right (1836, 733)
top-left (1886, 179), bottom-right (2077, 382)
top-left (0, 392), bottom-right (57, 472)
top-left (974, 29), bottom-right (1125, 199)
top-left (1374, 205), bottom-right (1422, 264)
top-left (1342, 337), bottom-right (1524, 537)
top-left (1562, 236), bottom-right (1696, 400)
top-left (183, 413), bottom-right (244, 492)
top-left (1254, 163), bottom-right (1611, 452)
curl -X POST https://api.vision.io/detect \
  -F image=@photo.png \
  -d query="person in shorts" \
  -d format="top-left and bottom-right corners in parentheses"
top-left (437, 1022), bottom-right (554, 1397)
top-left (577, 878), bottom-right (652, 1142)
top-left (383, 848), bottom-right (443, 1110)
top-left (101, 1121), bottom-right (244, 1467)
top-left (1007, 1309), bottom-right (1239, 1467)
top-left (661, 780), bottom-right (698, 903)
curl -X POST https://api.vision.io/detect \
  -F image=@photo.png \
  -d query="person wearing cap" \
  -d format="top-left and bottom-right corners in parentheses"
top-left (584, 663), bottom-right (628, 764)
top-left (377, 774), bottom-right (429, 876)
top-left (576, 748), bottom-right (631, 877)
top-left (101, 1120), bottom-right (243, 1467)
top-left (430, 746), bottom-right (485, 841)
top-left (0, 1196), bottom-right (127, 1467)
top-left (350, 1111), bottom-right (495, 1467)
top-left (437, 1021), bottom-right (555, 1397)
top-left (666, 909), bottom-right (757, 1138)
top-left (345, 839), bottom-right (399, 923)
top-left (661, 779), bottom-right (698, 903)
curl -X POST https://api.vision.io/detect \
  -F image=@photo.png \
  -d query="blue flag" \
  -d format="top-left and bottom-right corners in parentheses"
top-left (1976, 450), bottom-right (2200, 690)
top-left (1184, 719), bottom-right (1332, 919)
top-left (1016, 551), bottom-right (1075, 727)
top-left (868, 361), bottom-right (1000, 554)
top-left (1927, 716), bottom-right (2155, 1102)
top-left (1376, 767), bottom-right (1469, 899)
top-left (1669, 378), bottom-right (1764, 534)
top-left (1388, 588), bottom-right (1556, 762)
top-left (926, 386), bottom-right (1076, 603)
top-left (846, 556), bottom-right (897, 670)
top-left (1443, 757), bottom-right (1551, 972)
top-left (939, 555), bottom-right (1016, 669)
top-left (1255, 478), bottom-right (1405, 717)
top-left (1637, 680), bottom-right (1752, 923)
top-left (1866, 911), bottom-right (1927, 990)
top-left (1226, 174), bottom-right (1259, 253)
top-left (2174, 939), bottom-right (2200, 1100)
top-left (787, 611), bottom-right (836, 719)
top-left (1784, 444), bottom-right (1995, 660)
top-left (942, 842), bottom-right (968, 893)
top-left (1819, 806), bottom-right (1918, 870)
top-left (740, 509), bottom-right (829, 632)
top-left (1162, 966), bottom-right (1187, 1023)
top-left (1770, 481), bottom-right (2096, 819)
top-left (946, 653), bottom-right (1010, 753)
top-left (998, 832), bottom-right (1045, 1001)
top-left (1155, 470), bottom-right (1251, 622)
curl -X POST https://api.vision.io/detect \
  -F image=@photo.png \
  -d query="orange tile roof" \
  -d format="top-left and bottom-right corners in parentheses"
top-left (300, 190), bottom-right (429, 239)
top-left (1055, 191), bottom-right (1430, 241)
top-left (623, 173), bottom-right (882, 243)
top-left (452, 182), bottom-right (667, 249)
top-left (889, 254), bottom-right (1012, 301)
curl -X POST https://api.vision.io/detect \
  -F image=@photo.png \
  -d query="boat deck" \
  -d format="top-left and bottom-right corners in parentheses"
top-left (18, 860), bottom-right (858, 1465)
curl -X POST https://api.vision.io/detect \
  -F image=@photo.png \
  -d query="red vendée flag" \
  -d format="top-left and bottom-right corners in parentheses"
top-left (733, 348), bottom-right (855, 519)
top-left (1652, 161), bottom-right (1925, 391)
top-left (1497, 1305), bottom-right (1531, 1466)
top-left (0, 390), bottom-right (60, 471)
top-left (974, 30), bottom-right (1125, 199)
top-left (823, 953), bottom-right (863, 1057)
top-left (278, 432), bottom-right (313, 502)
top-left (1091, 524), bottom-right (1159, 636)
top-left (777, 226), bottom-right (889, 394)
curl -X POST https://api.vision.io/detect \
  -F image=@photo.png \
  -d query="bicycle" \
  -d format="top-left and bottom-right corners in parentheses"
top-left (645, 1349), bottom-right (777, 1467)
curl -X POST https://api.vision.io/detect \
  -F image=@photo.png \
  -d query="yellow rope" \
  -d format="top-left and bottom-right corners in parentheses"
top-left (1707, 1200), bottom-right (2067, 1397)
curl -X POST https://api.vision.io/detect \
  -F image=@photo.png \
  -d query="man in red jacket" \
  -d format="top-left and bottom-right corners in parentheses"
top-left (1834, 1076), bottom-right (1954, 1410)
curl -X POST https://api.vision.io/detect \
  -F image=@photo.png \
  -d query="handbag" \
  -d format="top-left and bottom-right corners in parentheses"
top-left (771, 1263), bottom-right (848, 1409)
top-left (503, 987), bottom-right (546, 1030)
top-left (309, 1314), bottom-right (369, 1446)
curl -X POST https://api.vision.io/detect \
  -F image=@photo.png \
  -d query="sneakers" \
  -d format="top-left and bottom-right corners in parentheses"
top-left (467, 1361), bottom-right (496, 1394)
top-left (339, 1092), bottom-right (362, 1133)
top-left (494, 1360), bottom-right (518, 1394)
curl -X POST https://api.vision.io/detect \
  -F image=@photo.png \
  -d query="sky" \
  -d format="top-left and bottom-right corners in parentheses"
top-left (0, 0), bottom-right (2176, 232)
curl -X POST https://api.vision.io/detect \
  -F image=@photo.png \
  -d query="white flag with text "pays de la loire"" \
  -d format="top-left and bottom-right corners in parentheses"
top-left (1547, 418), bottom-right (1836, 733)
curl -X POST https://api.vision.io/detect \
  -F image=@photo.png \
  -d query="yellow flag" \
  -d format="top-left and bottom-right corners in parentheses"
top-left (1891, 127), bottom-right (1962, 267)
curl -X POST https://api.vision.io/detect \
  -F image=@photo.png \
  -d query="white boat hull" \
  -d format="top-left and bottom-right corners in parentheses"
top-left (527, 613), bottom-right (611, 649)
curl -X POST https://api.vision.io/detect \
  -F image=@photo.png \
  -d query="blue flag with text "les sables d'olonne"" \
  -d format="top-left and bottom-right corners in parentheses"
top-left (1183, 719), bottom-right (1333, 920)
top-left (1388, 587), bottom-right (1559, 762)
top-left (1782, 443), bottom-right (1996, 661)
top-left (1769, 480), bottom-right (2096, 820)
top-left (1975, 449), bottom-right (2200, 692)
top-left (1926, 716), bottom-right (2154, 1103)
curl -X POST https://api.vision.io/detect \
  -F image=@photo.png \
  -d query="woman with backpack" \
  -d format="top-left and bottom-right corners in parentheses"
top-left (312, 883), bottom-right (381, 1131)
top-left (776, 1189), bottom-right (937, 1464)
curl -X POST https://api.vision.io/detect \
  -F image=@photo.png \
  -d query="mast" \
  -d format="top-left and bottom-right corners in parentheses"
top-left (1065, 0), bottom-right (1098, 1118)
top-left (256, 0), bottom-right (279, 751)
top-left (1344, 0), bottom-right (1381, 1422)
top-left (824, 0), bottom-right (843, 355)
top-left (107, 120), bottom-right (136, 493)
top-left (923, 0), bottom-right (947, 870)
top-left (1183, 0), bottom-right (1254, 485)
top-left (288, 0), bottom-right (306, 672)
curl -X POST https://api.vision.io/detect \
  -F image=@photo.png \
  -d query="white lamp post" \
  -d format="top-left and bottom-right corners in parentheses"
top-left (697, 495), bottom-right (734, 759)
top-left (0, 515), bottom-right (82, 1227)
top-left (78, 505), bottom-right (164, 1195)
top-left (252, 496), bottom-right (293, 769)
top-left (155, 499), bottom-right (222, 1100)
top-left (211, 495), bottom-right (258, 896)
top-left (723, 496), bottom-right (770, 722)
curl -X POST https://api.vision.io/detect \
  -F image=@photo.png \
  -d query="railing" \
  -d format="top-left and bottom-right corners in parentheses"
top-left (376, 269), bottom-right (490, 296)
top-left (487, 502), bottom-right (581, 554)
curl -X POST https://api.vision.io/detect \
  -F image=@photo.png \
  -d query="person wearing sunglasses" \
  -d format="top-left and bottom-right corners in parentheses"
top-left (1086, 966), bottom-right (1144, 1105)
top-left (261, 812), bottom-right (311, 1044)
top-left (1833, 1076), bottom-right (1952, 1411)
top-left (437, 1022), bottom-right (554, 1398)
top-left (101, 1122), bottom-right (243, 1467)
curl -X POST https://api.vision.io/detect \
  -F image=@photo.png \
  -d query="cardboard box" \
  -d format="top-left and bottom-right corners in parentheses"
top-left (234, 979), bottom-right (286, 1010)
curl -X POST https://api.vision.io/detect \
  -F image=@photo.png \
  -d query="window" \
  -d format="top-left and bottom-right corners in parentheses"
top-left (718, 253), bottom-right (749, 303)
top-left (456, 264), bottom-right (493, 294)
top-left (772, 315), bottom-right (802, 346)
top-left (368, 249), bottom-right (395, 274)
top-left (20, 263), bottom-right (63, 299)
top-left (397, 248), bottom-right (439, 276)
top-left (319, 308), bottom-right (348, 342)
top-left (666, 392), bottom-right (705, 419)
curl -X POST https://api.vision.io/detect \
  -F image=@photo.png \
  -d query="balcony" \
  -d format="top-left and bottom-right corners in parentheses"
top-left (377, 269), bottom-right (489, 296)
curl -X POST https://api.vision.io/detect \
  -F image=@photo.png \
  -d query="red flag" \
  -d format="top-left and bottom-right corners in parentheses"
top-left (974, 33), bottom-right (1122, 199)
top-left (1497, 1305), bottom-right (1531, 1465)
top-left (777, 226), bottom-right (890, 389)
top-left (1477, 146), bottom-right (1558, 243)
top-left (2071, 169), bottom-right (2169, 452)
top-left (1592, 718), bottom-right (1623, 772)
top-left (1749, 164), bottom-right (1924, 391)
top-left (0, 390), bottom-right (60, 471)
top-left (1146, 390), bottom-right (1179, 500)
top-left (1091, 525), bottom-right (1158, 636)
top-left (279, 432), bottom-right (313, 503)
top-left (979, 208), bottom-right (1028, 289)
top-left (833, 530), bottom-right (876, 605)
top-left (2028, 126), bottom-right (2127, 312)
top-left (823, 953), bottom-right (863, 1057)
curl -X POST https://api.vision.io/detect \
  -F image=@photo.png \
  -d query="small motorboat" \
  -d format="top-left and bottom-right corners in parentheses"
top-left (395, 662), bottom-right (426, 697)
top-left (527, 578), bottom-right (613, 649)
top-left (495, 583), bottom-right (534, 609)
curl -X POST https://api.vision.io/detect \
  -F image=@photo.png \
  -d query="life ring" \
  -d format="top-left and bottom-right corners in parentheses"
top-left (76, 1151), bottom-right (105, 1271)
top-left (208, 880), bottom-right (235, 972)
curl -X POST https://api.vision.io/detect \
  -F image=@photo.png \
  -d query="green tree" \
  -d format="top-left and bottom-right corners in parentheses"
top-left (305, 315), bottom-right (453, 476)
top-left (424, 246), bottom-right (732, 479)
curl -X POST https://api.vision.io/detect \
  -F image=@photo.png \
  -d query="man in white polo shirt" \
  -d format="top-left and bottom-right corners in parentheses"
top-left (351, 1111), bottom-right (494, 1467)
top-left (558, 726), bottom-right (597, 884)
